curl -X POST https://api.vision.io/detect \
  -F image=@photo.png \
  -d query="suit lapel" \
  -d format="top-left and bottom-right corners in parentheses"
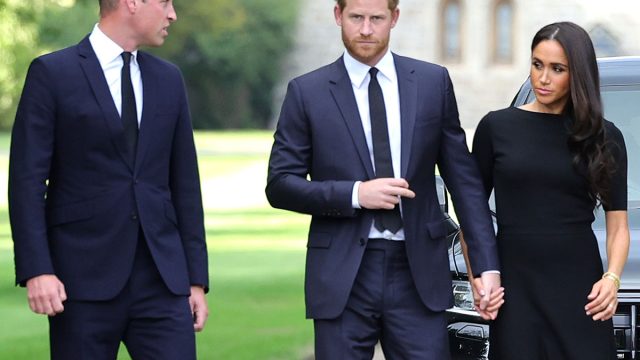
top-left (394, 55), bottom-right (417, 178)
top-left (77, 37), bottom-right (134, 171)
top-left (329, 57), bottom-right (375, 179)
top-left (134, 51), bottom-right (157, 173)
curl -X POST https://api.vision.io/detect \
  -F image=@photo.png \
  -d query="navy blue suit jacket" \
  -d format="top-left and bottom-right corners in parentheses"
top-left (9, 36), bottom-right (208, 300)
top-left (266, 54), bottom-right (499, 319)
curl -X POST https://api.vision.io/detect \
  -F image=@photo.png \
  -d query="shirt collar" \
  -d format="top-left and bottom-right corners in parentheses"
top-left (343, 49), bottom-right (396, 89)
top-left (88, 23), bottom-right (139, 67)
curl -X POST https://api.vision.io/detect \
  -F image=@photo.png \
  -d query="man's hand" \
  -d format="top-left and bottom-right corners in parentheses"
top-left (26, 274), bottom-right (67, 316)
top-left (358, 178), bottom-right (415, 209)
top-left (474, 273), bottom-right (504, 320)
top-left (189, 286), bottom-right (209, 332)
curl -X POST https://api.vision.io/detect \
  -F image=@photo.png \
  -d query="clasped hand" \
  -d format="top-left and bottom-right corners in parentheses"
top-left (471, 273), bottom-right (505, 321)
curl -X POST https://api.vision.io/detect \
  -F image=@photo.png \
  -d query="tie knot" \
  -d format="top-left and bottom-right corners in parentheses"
top-left (369, 67), bottom-right (379, 78)
top-left (121, 52), bottom-right (133, 65)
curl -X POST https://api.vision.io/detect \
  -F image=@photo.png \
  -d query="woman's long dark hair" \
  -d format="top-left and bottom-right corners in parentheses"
top-left (531, 22), bottom-right (615, 207)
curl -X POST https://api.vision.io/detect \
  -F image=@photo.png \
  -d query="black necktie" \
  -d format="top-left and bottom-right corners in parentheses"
top-left (369, 67), bottom-right (402, 233)
top-left (121, 52), bottom-right (138, 165)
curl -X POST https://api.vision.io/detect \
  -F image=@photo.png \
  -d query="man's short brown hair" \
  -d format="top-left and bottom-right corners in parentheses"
top-left (98, 0), bottom-right (119, 16)
top-left (335, 0), bottom-right (399, 11)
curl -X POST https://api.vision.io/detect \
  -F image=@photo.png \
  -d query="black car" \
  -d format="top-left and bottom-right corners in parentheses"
top-left (446, 56), bottom-right (640, 359)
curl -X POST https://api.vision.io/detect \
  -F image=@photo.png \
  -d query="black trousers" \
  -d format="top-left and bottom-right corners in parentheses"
top-left (49, 233), bottom-right (195, 360)
top-left (314, 239), bottom-right (449, 360)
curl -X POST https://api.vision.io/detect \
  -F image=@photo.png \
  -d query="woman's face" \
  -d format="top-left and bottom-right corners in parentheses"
top-left (529, 39), bottom-right (571, 114)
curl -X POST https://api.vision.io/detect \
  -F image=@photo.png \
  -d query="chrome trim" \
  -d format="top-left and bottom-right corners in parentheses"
top-left (632, 305), bottom-right (637, 360)
top-left (446, 308), bottom-right (481, 317)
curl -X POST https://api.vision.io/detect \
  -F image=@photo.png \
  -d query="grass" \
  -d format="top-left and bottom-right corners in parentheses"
top-left (0, 131), bottom-right (315, 359)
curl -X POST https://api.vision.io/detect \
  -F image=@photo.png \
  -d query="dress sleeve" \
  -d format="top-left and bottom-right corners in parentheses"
top-left (472, 113), bottom-right (495, 199)
top-left (603, 122), bottom-right (628, 211)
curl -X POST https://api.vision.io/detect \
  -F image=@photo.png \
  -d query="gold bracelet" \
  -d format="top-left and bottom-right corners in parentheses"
top-left (603, 272), bottom-right (621, 290)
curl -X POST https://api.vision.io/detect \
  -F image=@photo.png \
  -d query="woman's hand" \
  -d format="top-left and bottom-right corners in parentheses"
top-left (585, 277), bottom-right (618, 321)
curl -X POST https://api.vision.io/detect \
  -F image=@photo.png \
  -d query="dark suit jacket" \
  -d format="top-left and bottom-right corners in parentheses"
top-left (266, 54), bottom-right (498, 319)
top-left (9, 36), bottom-right (208, 300)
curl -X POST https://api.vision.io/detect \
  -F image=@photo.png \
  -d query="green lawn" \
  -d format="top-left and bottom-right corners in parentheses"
top-left (0, 131), bottom-right (314, 359)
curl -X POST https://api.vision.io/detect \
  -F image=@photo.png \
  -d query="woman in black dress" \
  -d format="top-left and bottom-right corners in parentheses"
top-left (465, 22), bottom-right (630, 359)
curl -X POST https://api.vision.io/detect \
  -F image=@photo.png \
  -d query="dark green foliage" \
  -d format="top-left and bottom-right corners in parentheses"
top-left (152, 0), bottom-right (299, 129)
top-left (0, 0), bottom-right (299, 130)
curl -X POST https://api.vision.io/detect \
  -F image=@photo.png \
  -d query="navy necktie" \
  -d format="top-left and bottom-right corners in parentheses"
top-left (121, 52), bottom-right (138, 165)
top-left (369, 67), bottom-right (402, 234)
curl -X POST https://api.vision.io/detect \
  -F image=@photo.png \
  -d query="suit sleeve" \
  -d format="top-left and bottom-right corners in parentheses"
top-left (8, 58), bottom-right (56, 285)
top-left (169, 71), bottom-right (209, 290)
top-left (436, 68), bottom-right (499, 275)
top-left (265, 79), bottom-right (357, 217)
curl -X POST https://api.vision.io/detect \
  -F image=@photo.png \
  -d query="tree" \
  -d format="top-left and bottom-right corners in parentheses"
top-left (154, 0), bottom-right (299, 129)
top-left (0, 0), bottom-right (299, 130)
top-left (0, 0), bottom-right (40, 129)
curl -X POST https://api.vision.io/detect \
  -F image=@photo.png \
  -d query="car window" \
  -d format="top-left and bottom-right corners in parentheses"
top-left (601, 86), bottom-right (640, 203)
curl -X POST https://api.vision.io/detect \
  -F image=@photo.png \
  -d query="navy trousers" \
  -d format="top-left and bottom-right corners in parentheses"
top-left (314, 239), bottom-right (449, 360)
top-left (48, 233), bottom-right (195, 360)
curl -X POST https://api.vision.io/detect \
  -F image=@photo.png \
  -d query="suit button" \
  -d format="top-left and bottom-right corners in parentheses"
top-left (131, 212), bottom-right (138, 220)
top-left (359, 238), bottom-right (366, 246)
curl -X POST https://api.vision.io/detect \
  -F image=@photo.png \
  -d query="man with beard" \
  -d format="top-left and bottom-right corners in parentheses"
top-left (266, 0), bottom-right (502, 358)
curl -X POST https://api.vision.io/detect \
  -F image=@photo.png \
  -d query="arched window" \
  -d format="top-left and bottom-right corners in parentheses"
top-left (441, 0), bottom-right (462, 62)
top-left (493, 0), bottom-right (513, 63)
top-left (589, 25), bottom-right (621, 57)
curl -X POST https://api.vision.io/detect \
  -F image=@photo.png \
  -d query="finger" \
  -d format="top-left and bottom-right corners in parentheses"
top-left (593, 303), bottom-right (615, 321)
top-left (384, 186), bottom-right (414, 198)
top-left (193, 310), bottom-right (205, 332)
top-left (386, 178), bottom-right (410, 188)
top-left (603, 303), bottom-right (617, 321)
top-left (397, 188), bottom-right (415, 198)
top-left (382, 194), bottom-right (401, 205)
top-left (51, 294), bottom-right (65, 315)
top-left (58, 284), bottom-right (68, 302)
top-left (489, 287), bottom-right (505, 299)
top-left (593, 293), bottom-right (614, 311)
top-left (42, 298), bottom-right (56, 316)
top-left (31, 295), bottom-right (51, 315)
top-left (378, 199), bottom-right (397, 210)
top-left (478, 293), bottom-right (490, 311)
top-left (587, 295), bottom-right (612, 315)
top-left (489, 294), bottom-right (504, 307)
top-left (585, 292), bottom-right (608, 313)
top-left (28, 296), bottom-right (39, 314)
top-left (486, 299), bottom-right (505, 313)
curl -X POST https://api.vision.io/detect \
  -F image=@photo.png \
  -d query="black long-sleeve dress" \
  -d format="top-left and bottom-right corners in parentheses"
top-left (472, 107), bottom-right (627, 360)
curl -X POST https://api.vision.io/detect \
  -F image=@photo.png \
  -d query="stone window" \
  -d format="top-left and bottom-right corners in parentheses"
top-left (493, 0), bottom-right (513, 63)
top-left (441, 0), bottom-right (463, 63)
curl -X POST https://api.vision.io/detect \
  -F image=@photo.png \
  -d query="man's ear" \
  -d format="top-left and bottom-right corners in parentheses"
top-left (390, 8), bottom-right (400, 28)
top-left (124, 0), bottom-right (137, 13)
top-left (334, 4), bottom-right (343, 26)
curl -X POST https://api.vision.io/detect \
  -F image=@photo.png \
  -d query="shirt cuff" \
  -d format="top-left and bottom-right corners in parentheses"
top-left (352, 181), bottom-right (362, 209)
top-left (481, 270), bottom-right (501, 275)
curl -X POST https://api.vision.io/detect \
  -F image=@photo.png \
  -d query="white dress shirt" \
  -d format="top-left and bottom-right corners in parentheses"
top-left (344, 50), bottom-right (405, 241)
top-left (88, 24), bottom-right (142, 126)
